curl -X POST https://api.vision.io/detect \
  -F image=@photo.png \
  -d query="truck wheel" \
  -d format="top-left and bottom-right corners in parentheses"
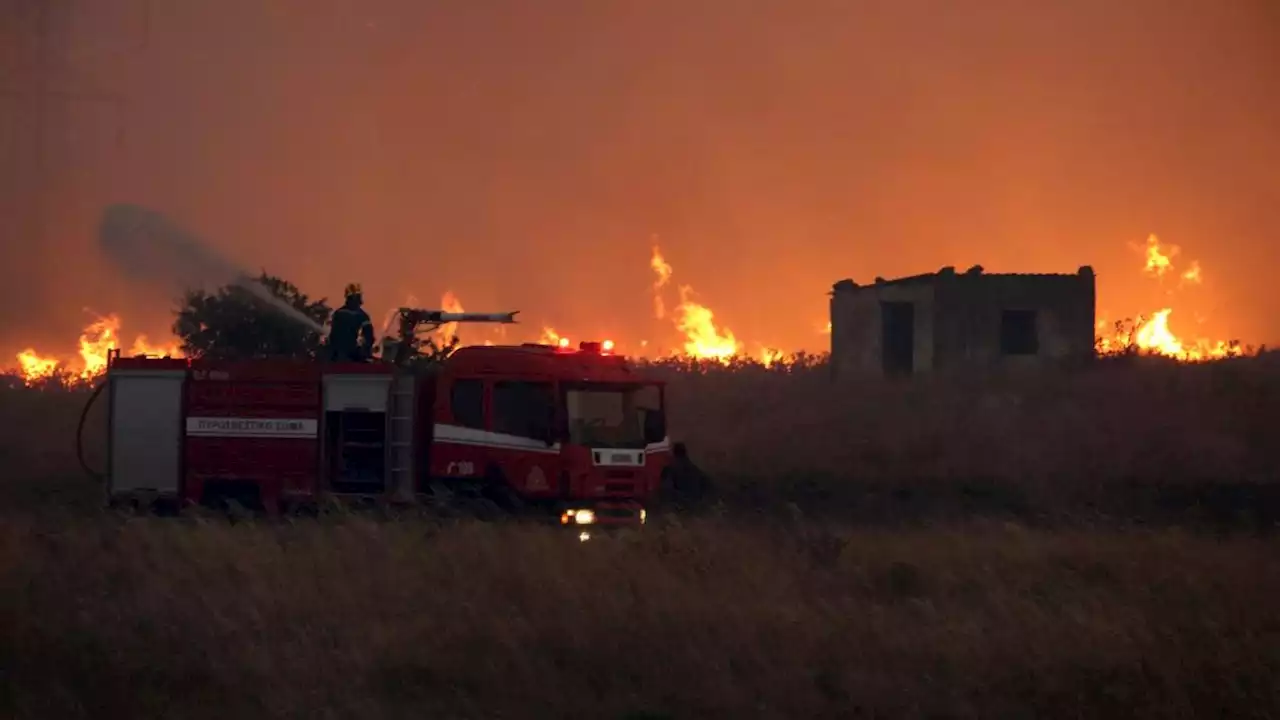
top-left (482, 466), bottom-right (524, 513)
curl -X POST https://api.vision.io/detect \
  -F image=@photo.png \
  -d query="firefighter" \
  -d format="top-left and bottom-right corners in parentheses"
top-left (328, 283), bottom-right (376, 362)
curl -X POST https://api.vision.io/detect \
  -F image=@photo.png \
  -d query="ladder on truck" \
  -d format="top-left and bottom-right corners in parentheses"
top-left (380, 305), bottom-right (520, 501)
top-left (388, 374), bottom-right (415, 501)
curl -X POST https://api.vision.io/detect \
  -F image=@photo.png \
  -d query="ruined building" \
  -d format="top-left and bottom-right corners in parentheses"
top-left (829, 265), bottom-right (1096, 378)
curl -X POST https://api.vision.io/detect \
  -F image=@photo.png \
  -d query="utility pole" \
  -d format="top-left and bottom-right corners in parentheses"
top-left (0, 0), bottom-right (147, 282)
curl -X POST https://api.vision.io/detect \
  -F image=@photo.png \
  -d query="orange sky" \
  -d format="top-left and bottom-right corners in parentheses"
top-left (2, 0), bottom-right (1278, 359)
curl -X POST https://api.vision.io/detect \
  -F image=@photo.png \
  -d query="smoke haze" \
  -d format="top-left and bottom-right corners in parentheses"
top-left (2, 0), bottom-right (1278, 353)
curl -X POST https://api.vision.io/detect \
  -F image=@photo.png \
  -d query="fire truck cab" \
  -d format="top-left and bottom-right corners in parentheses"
top-left (102, 340), bottom-right (670, 527)
top-left (420, 340), bottom-right (669, 525)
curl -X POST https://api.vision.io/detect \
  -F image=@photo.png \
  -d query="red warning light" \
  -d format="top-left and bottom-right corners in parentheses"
top-left (578, 340), bottom-right (616, 355)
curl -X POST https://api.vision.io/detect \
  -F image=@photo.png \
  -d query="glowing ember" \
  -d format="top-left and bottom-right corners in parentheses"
top-left (1181, 262), bottom-right (1201, 285)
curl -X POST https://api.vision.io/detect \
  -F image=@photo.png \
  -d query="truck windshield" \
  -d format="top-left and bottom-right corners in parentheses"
top-left (564, 383), bottom-right (661, 448)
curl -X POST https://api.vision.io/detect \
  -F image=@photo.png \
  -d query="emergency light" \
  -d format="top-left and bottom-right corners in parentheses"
top-left (542, 338), bottom-right (616, 355)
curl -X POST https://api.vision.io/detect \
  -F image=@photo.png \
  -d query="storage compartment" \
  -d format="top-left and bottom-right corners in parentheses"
top-left (325, 409), bottom-right (388, 494)
top-left (322, 373), bottom-right (394, 494)
top-left (109, 368), bottom-right (186, 496)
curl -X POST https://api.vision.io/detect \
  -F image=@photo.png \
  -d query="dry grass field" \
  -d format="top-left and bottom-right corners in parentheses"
top-left (2, 355), bottom-right (1279, 718)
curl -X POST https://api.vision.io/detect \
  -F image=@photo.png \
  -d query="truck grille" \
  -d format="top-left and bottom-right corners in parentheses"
top-left (603, 469), bottom-right (637, 494)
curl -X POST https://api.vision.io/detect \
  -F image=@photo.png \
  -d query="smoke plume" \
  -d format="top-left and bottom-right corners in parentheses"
top-left (97, 204), bottom-right (327, 334)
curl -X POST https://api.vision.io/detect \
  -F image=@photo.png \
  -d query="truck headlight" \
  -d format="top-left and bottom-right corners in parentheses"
top-left (561, 509), bottom-right (596, 525)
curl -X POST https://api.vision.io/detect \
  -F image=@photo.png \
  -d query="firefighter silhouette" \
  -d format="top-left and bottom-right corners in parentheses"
top-left (327, 283), bottom-right (375, 361)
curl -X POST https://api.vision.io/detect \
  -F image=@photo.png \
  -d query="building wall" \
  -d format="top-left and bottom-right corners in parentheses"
top-left (933, 271), bottom-right (1095, 369)
top-left (830, 279), bottom-right (936, 378)
top-left (830, 269), bottom-right (1095, 378)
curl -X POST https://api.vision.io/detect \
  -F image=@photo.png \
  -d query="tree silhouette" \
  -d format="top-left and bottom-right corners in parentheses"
top-left (172, 273), bottom-right (332, 359)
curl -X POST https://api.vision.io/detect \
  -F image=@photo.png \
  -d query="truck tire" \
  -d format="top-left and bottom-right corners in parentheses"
top-left (482, 465), bottom-right (525, 513)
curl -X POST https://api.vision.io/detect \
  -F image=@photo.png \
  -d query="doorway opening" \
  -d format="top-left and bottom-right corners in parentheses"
top-left (881, 301), bottom-right (915, 375)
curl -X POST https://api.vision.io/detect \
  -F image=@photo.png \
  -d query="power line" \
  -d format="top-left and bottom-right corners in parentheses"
top-left (1, 0), bottom-right (148, 252)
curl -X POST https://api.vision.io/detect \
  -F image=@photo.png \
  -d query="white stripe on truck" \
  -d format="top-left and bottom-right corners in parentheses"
top-left (432, 423), bottom-right (670, 455)
top-left (186, 416), bottom-right (318, 438)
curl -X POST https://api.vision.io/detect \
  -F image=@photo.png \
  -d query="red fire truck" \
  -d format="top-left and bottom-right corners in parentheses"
top-left (97, 309), bottom-right (679, 529)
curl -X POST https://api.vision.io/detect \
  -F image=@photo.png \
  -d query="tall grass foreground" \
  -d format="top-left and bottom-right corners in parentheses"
top-left (1, 356), bottom-right (1279, 717)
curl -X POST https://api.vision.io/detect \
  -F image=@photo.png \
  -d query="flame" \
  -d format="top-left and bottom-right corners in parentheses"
top-left (439, 290), bottom-right (464, 343)
top-left (1143, 234), bottom-right (1176, 278)
top-left (649, 245), bottom-right (747, 361)
top-left (1098, 234), bottom-right (1241, 361)
top-left (16, 350), bottom-right (58, 383)
top-left (8, 313), bottom-right (182, 386)
top-left (130, 335), bottom-right (180, 357)
top-left (1100, 308), bottom-right (1237, 361)
top-left (12, 232), bottom-right (1245, 376)
top-left (78, 315), bottom-right (119, 377)
top-left (540, 327), bottom-right (568, 347)
top-left (650, 244), bottom-right (673, 319)
top-left (673, 285), bottom-right (741, 359)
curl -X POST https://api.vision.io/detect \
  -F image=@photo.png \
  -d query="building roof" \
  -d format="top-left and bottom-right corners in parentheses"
top-left (831, 265), bottom-right (1094, 294)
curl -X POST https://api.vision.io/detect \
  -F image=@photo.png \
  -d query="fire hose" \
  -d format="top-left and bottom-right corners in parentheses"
top-left (77, 381), bottom-right (108, 483)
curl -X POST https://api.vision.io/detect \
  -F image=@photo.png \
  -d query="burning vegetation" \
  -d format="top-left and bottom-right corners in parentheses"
top-left (12, 314), bottom-right (182, 387)
top-left (3, 233), bottom-right (1257, 386)
top-left (1095, 234), bottom-right (1246, 360)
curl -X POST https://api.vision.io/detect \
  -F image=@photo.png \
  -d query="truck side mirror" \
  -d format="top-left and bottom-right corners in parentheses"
top-left (642, 410), bottom-right (667, 444)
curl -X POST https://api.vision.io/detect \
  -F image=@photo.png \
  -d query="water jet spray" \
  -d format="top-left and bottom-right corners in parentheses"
top-left (97, 203), bottom-right (327, 335)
